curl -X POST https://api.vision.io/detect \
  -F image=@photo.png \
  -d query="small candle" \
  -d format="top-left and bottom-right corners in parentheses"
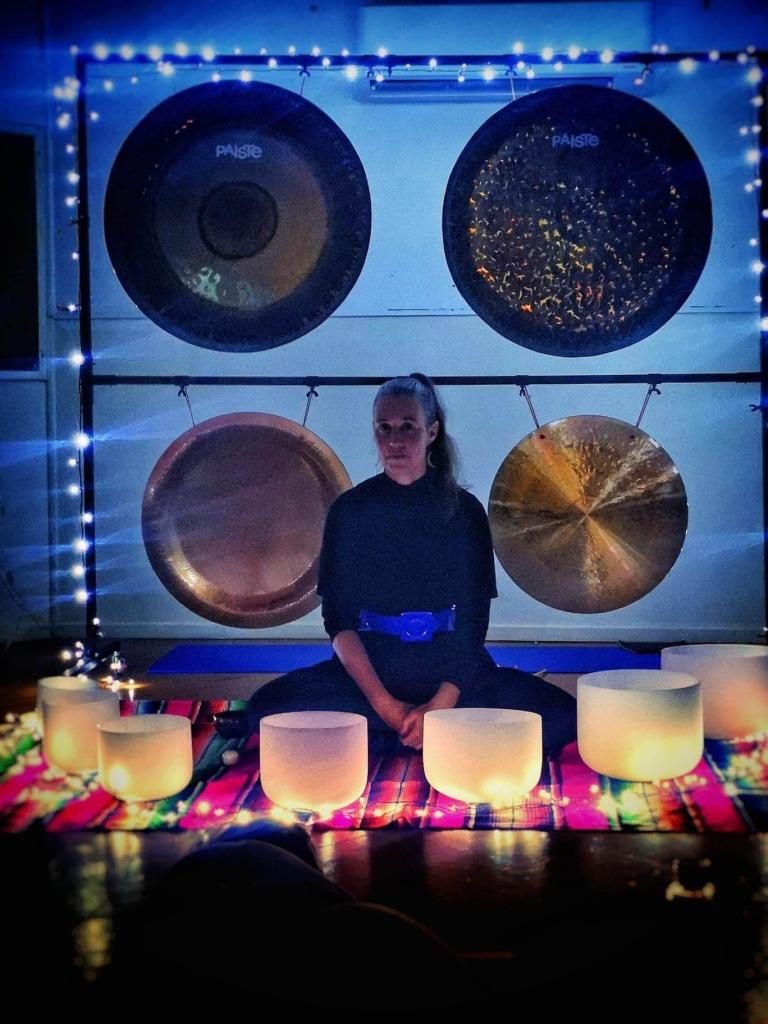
top-left (661, 644), bottom-right (768, 739)
top-left (578, 670), bottom-right (702, 781)
top-left (42, 681), bottom-right (119, 772)
top-left (97, 715), bottom-right (193, 801)
top-left (423, 708), bottom-right (542, 805)
top-left (260, 711), bottom-right (367, 812)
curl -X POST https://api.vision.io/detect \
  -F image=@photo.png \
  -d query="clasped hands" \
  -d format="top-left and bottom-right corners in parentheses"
top-left (377, 683), bottom-right (460, 751)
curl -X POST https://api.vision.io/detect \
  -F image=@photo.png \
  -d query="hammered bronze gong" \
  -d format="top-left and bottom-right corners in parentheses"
top-left (443, 85), bottom-right (712, 356)
top-left (488, 416), bottom-right (688, 612)
top-left (142, 413), bottom-right (351, 627)
top-left (105, 81), bottom-right (371, 351)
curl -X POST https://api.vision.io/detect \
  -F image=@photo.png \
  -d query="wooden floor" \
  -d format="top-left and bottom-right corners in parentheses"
top-left (1, 638), bottom-right (766, 1019)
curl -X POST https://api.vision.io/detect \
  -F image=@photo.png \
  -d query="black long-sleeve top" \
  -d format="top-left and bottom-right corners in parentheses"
top-left (316, 469), bottom-right (498, 702)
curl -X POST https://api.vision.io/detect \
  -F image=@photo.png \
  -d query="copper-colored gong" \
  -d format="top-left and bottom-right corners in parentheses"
top-left (142, 413), bottom-right (351, 627)
top-left (443, 85), bottom-right (712, 356)
top-left (488, 416), bottom-right (688, 613)
top-left (105, 81), bottom-right (371, 352)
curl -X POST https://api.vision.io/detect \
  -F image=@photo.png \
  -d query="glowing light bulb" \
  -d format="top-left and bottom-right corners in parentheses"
top-left (174, 42), bottom-right (189, 57)
top-left (268, 57), bottom-right (277, 69)
top-left (211, 72), bottom-right (221, 81)
top-left (482, 67), bottom-right (496, 81)
top-left (61, 649), bottom-right (73, 661)
top-left (201, 46), bottom-right (215, 62)
top-left (752, 95), bottom-right (764, 108)
top-left (516, 60), bottom-right (526, 70)
top-left (259, 48), bottom-right (267, 56)
top-left (457, 72), bottom-right (465, 83)
top-left (750, 238), bottom-right (759, 246)
top-left (554, 60), bottom-right (563, 72)
top-left (708, 50), bottom-right (720, 61)
top-left (67, 457), bottom-right (77, 468)
top-left (512, 41), bottom-right (524, 55)
top-left (747, 67), bottom-right (762, 85)
top-left (89, 111), bottom-right (100, 121)
top-left (679, 58), bottom-right (697, 74)
top-left (69, 45), bottom-right (78, 55)
top-left (71, 251), bottom-right (79, 260)
top-left (322, 56), bottom-right (331, 67)
top-left (93, 617), bottom-right (100, 626)
top-left (56, 113), bottom-right (72, 130)
top-left (567, 45), bottom-right (581, 60)
top-left (103, 79), bottom-right (114, 91)
top-left (71, 564), bottom-right (85, 579)
top-left (747, 148), bottom-right (761, 165)
top-left (526, 68), bottom-right (535, 79)
top-left (67, 484), bottom-right (80, 496)
top-left (751, 260), bottom-right (764, 274)
top-left (239, 69), bottom-right (251, 81)
top-left (69, 351), bottom-right (85, 366)
top-left (82, 512), bottom-right (94, 525)
top-left (65, 196), bottom-right (77, 208)
top-left (67, 171), bottom-right (80, 185)
top-left (311, 46), bottom-right (320, 57)
top-left (73, 538), bottom-right (89, 553)
top-left (600, 49), bottom-right (615, 64)
top-left (288, 45), bottom-right (296, 55)
top-left (234, 47), bottom-right (241, 55)
top-left (72, 431), bottom-right (90, 450)
top-left (147, 45), bottom-right (162, 61)
top-left (118, 44), bottom-right (135, 60)
top-left (341, 49), bottom-right (349, 58)
top-left (740, 126), bottom-right (751, 136)
top-left (66, 144), bottom-right (75, 154)
top-left (428, 58), bottom-right (438, 69)
top-left (658, 43), bottom-right (669, 54)
top-left (377, 47), bottom-right (388, 58)
top-left (761, 317), bottom-right (768, 331)
top-left (158, 62), bottom-right (174, 77)
top-left (74, 589), bottom-right (88, 603)
top-left (541, 46), bottom-right (554, 61)
top-left (737, 52), bottom-right (749, 65)
top-left (93, 43), bottom-right (109, 60)
top-left (344, 64), bottom-right (359, 81)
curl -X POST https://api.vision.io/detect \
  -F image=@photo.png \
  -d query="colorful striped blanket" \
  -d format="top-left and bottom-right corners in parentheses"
top-left (1, 699), bottom-right (765, 833)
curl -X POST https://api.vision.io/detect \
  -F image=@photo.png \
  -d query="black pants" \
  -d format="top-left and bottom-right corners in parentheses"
top-left (246, 651), bottom-right (577, 755)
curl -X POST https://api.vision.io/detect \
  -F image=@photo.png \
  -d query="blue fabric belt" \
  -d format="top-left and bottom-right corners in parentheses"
top-left (358, 606), bottom-right (456, 642)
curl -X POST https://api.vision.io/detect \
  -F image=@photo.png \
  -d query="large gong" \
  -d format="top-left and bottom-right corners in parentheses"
top-left (443, 85), bottom-right (712, 356)
top-left (488, 416), bottom-right (688, 612)
top-left (142, 413), bottom-right (351, 627)
top-left (105, 81), bottom-right (371, 351)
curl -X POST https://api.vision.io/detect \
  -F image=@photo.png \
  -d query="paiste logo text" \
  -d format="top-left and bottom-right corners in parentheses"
top-left (552, 133), bottom-right (600, 148)
top-left (215, 143), bottom-right (263, 159)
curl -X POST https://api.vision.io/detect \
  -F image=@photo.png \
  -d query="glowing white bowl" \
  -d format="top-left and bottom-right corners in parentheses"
top-left (97, 715), bottom-right (193, 801)
top-left (259, 711), bottom-right (367, 813)
top-left (42, 681), bottom-right (119, 773)
top-left (423, 708), bottom-right (542, 805)
top-left (577, 670), bottom-right (702, 781)
top-left (36, 675), bottom-right (100, 733)
top-left (661, 644), bottom-right (768, 739)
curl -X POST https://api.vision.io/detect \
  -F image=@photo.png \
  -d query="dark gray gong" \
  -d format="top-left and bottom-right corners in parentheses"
top-left (443, 84), bottom-right (712, 356)
top-left (105, 80), bottom-right (371, 352)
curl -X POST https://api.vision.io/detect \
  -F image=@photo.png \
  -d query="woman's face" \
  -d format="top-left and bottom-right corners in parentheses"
top-left (373, 394), bottom-right (439, 485)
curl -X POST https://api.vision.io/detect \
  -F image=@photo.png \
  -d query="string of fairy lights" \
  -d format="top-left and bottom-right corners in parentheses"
top-left (49, 41), bottom-right (766, 662)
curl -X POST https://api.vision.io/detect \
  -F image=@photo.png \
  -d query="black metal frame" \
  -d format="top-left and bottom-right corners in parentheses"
top-left (73, 49), bottom-right (768, 647)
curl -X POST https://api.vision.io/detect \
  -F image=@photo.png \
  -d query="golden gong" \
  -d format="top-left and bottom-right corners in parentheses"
top-left (488, 416), bottom-right (688, 613)
top-left (142, 413), bottom-right (351, 627)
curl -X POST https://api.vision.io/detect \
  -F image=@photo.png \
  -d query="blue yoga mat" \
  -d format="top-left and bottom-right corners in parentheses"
top-left (148, 643), bottom-right (661, 675)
